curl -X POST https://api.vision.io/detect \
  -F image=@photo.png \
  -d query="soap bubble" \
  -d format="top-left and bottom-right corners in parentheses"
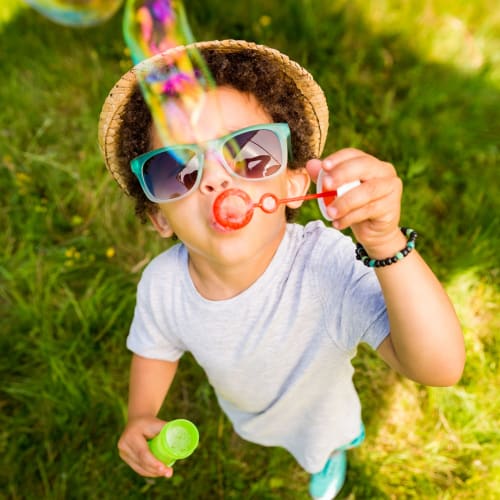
top-left (123, 0), bottom-right (217, 147)
top-left (25, 0), bottom-right (123, 27)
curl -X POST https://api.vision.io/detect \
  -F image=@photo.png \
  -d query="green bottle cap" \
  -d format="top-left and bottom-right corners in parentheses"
top-left (148, 419), bottom-right (199, 467)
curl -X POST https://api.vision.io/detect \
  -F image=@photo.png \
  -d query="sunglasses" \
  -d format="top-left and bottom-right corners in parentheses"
top-left (130, 123), bottom-right (292, 203)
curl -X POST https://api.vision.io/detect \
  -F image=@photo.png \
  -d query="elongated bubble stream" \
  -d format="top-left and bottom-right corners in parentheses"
top-left (123, 0), bottom-right (216, 148)
top-left (26, 0), bottom-right (123, 26)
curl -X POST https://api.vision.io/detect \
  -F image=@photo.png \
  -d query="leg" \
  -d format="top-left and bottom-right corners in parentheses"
top-left (308, 425), bottom-right (365, 500)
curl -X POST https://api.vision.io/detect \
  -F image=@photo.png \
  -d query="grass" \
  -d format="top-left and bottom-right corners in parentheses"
top-left (1, 0), bottom-right (499, 498)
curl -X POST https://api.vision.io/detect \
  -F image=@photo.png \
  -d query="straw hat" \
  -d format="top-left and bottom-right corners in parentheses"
top-left (98, 39), bottom-right (329, 194)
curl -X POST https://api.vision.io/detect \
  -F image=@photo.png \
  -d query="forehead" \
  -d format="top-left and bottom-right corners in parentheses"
top-left (150, 86), bottom-right (272, 148)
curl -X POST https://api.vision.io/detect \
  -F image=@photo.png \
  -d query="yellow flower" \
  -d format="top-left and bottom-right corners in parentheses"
top-left (259, 15), bottom-right (271, 27)
top-left (65, 247), bottom-right (76, 258)
top-left (15, 172), bottom-right (31, 184)
top-left (106, 247), bottom-right (116, 259)
top-left (71, 215), bottom-right (83, 226)
top-left (15, 172), bottom-right (31, 196)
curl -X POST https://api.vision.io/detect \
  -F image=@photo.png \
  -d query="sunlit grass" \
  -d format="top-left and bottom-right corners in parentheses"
top-left (350, 0), bottom-right (500, 80)
top-left (1, 0), bottom-right (499, 498)
top-left (0, 0), bottom-right (26, 25)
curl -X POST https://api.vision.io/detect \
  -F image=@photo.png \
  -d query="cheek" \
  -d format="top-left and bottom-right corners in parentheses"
top-left (254, 174), bottom-right (289, 196)
top-left (162, 198), bottom-right (204, 231)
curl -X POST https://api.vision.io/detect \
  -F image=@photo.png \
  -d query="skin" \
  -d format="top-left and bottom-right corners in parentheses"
top-left (307, 153), bottom-right (464, 385)
top-left (148, 87), bottom-right (310, 300)
top-left (117, 86), bottom-right (465, 479)
top-left (118, 87), bottom-right (310, 478)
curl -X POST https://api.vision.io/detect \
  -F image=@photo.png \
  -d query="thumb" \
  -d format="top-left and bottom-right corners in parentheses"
top-left (144, 417), bottom-right (168, 439)
top-left (305, 158), bottom-right (322, 183)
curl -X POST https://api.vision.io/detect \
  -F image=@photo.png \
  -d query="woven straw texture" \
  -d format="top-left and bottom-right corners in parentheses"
top-left (98, 39), bottom-right (329, 193)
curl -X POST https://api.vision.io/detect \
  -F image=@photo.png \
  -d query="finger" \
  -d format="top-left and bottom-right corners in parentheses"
top-left (307, 150), bottom-right (368, 184)
top-left (140, 418), bottom-right (167, 439)
top-left (120, 447), bottom-right (159, 477)
top-left (119, 436), bottom-right (169, 477)
top-left (121, 447), bottom-right (174, 478)
top-left (323, 177), bottom-right (386, 221)
top-left (321, 156), bottom-right (396, 191)
top-left (322, 148), bottom-right (368, 170)
top-left (331, 177), bottom-right (401, 218)
top-left (330, 180), bottom-right (402, 231)
top-left (136, 444), bottom-right (171, 475)
top-left (128, 458), bottom-right (173, 479)
top-left (305, 158), bottom-right (322, 182)
top-left (127, 457), bottom-right (162, 478)
top-left (332, 196), bottom-right (399, 231)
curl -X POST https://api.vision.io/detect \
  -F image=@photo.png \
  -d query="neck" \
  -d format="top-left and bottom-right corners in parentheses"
top-left (187, 227), bottom-right (285, 300)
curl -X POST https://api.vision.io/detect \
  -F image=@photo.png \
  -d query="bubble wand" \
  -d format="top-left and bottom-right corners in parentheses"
top-left (213, 180), bottom-right (360, 230)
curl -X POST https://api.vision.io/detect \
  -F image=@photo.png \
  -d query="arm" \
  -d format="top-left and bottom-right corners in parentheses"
top-left (307, 150), bottom-right (465, 386)
top-left (118, 354), bottom-right (179, 478)
top-left (368, 236), bottom-right (464, 386)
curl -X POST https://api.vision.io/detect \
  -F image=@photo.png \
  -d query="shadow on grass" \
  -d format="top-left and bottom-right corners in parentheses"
top-left (1, 0), bottom-right (498, 498)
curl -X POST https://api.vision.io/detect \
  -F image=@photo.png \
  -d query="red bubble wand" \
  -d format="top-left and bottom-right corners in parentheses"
top-left (213, 188), bottom-right (340, 230)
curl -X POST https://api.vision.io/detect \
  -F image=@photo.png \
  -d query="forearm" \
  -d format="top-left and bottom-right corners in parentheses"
top-left (306, 151), bottom-right (465, 385)
top-left (128, 354), bottom-right (179, 419)
top-left (371, 234), bottom-right (465, 385)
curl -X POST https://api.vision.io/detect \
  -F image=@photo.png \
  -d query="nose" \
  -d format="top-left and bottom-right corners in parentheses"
top-left (199, 150), bottom-right (233, 194)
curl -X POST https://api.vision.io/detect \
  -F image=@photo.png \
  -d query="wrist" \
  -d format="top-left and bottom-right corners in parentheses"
top-left (128, 406), bottom-right (161, 421)
top-left (360, 230), bottom-right (406, 259)
top-left (356, 228), bottom-right (418, 267)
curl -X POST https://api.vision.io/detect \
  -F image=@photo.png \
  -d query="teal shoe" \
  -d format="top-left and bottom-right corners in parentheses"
top-left (309, 451), bottom-right (347, 500)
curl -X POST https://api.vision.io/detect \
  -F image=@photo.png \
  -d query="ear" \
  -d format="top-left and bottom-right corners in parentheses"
top-left (148, 209), bottom-right (174, 238)
top-left (285, 167), bottom-right (311, 209)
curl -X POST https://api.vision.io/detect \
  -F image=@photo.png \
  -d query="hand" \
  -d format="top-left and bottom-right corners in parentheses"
top-left (307, 148), bottom-right (404, 256)
top-left (117, 416), bottom-right (173, 478)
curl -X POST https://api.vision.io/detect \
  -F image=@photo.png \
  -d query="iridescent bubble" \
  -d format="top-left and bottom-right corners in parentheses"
top-left (123, 0), bottom-right (216, 147)
top-left (25, 0), bottom-right (124, 27)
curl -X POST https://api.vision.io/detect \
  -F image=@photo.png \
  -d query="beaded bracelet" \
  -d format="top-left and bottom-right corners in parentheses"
top-left (355, 227), bottom-right (418, 267)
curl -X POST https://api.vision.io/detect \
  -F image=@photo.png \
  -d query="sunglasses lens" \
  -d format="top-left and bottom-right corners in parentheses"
top-left (223, 128), bottom-right (284, 179)
top-left (143, 149), bottom-right (200, 201)
top-left (137, 126), bottom-right (287, 202)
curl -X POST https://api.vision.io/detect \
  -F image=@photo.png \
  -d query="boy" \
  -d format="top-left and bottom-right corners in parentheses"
top-left (98, 40), bottom-right (465, 499)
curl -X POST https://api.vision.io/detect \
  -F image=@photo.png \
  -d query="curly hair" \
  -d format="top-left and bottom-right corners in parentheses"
top-left (117, 48), bottom-right (315, 223)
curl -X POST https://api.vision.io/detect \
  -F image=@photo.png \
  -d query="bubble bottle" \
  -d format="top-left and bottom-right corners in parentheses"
top-left (148, 419), bottom-right (199, 466)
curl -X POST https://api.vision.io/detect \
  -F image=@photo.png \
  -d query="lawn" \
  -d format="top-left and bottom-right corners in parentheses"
top-left (0, 0), bottom-right (499, 498)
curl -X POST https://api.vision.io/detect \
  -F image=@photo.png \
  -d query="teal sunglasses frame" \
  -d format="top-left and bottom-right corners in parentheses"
top-left (130, 122), bottom-right (292, 203)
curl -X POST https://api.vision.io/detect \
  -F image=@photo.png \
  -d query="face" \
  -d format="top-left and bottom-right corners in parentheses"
top-left (147, 86), bottom-right (310, 269)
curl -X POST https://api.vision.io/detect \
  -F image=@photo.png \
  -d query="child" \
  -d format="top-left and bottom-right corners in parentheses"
top-left (98, 40), bottom-right (465, 500)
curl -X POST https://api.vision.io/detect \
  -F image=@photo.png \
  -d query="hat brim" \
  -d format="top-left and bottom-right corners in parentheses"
top-left (98, 39), bottom-right (329, 194)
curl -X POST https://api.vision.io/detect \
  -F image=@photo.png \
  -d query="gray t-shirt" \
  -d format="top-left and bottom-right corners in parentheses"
top-left (128, 221), bottom-right (389, 473)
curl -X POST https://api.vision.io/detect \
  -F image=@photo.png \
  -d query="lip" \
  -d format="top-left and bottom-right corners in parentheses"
top-left (210, 217), bottom-right (237, 234)
top-left (211, 188), bottom-right (256, 231)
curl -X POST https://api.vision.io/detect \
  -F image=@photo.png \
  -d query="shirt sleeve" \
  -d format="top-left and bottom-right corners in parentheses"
top-left (338, 265), bottom-right (390, 350)
top-left (126, 260), bottom-right (186, 361)
top-left (312, 226), bottom-right (390, 352)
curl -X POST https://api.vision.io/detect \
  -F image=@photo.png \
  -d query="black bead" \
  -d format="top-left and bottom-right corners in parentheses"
top-left (356, 227), bottom-right (418, 266)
